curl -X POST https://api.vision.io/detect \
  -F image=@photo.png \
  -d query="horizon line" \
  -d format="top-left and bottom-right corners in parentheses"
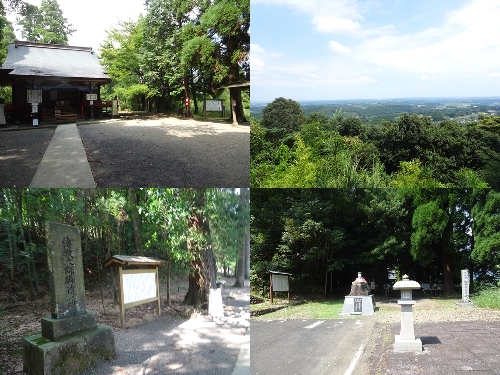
top-left (251, 95), bottom-right (500, 104)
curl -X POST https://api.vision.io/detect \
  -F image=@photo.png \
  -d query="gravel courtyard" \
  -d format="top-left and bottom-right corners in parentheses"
top-left (79, 116), bottom-right (249, 187)
top-left (0, 115), bottom-right (249, 187)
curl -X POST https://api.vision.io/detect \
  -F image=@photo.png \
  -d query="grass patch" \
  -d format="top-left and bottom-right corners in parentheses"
top-left (472, 288), bottom-right (500, 309)
top-left (253, 299), bottom-right (345, 320)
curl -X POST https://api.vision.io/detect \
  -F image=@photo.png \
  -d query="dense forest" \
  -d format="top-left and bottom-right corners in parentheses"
top-left (251, 97), bottom-right (500, 188)
top-left (0, 188), bottom-right (250, 308)
top-left (250, 188), bottom-right (500, 298)
top-left (0, 0), bottom-right (250, 120)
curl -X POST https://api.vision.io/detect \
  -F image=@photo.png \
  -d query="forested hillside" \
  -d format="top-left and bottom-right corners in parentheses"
top-left (251, 98), bottom-right (500, 188)
top-left (0, 188), bottom-right (249, 307)
top-left (251, 188), bottom-right (500, 297)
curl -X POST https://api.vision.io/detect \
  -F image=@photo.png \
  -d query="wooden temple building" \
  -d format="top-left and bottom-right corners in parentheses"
top-left (0, 41), bottom-right (112, 123)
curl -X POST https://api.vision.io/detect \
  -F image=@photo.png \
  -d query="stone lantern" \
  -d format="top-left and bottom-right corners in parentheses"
top-left (392, 274), bottom-right (422, 352)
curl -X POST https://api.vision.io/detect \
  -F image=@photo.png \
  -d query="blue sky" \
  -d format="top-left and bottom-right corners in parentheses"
top-left (251, 0), bottom-right (500, 101)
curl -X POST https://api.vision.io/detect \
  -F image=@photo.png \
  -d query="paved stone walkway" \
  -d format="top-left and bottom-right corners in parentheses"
top-left (29, 124), bottom-right (95, 187)
top-left (366, 321), bottom-right (500, 375)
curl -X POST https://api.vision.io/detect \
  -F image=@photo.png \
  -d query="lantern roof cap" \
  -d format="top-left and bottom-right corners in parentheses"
top-left (393, 274), bottom-right (421, 290)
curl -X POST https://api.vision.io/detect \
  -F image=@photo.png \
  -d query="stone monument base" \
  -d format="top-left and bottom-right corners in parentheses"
top-left (455, 301), bottom-right (473, 307)
top-left (23, 324), bottom-right (115, 375)
top-left (394, 335), bottom-right (422, 352)
top-left (341, 295), bottom-right (375, 315)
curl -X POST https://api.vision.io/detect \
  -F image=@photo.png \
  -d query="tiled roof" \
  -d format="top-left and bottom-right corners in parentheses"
top-left (1, 41), bottom-right (111, 81)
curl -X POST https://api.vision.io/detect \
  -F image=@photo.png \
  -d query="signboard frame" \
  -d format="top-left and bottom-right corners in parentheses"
top-left (27, 90), bottom-right (42, 104)
top-left (203, 99), bottom-right (225, 117)
top-left (269, 271), bottom-right (292, 304)
top-left (118, 267), bottom-right (160, 328)
top-left (86, 93), bottom-right (98, 101)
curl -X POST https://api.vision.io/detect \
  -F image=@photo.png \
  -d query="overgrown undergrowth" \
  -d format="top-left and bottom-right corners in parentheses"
top-left (473, 288), bottom-right (500, 309)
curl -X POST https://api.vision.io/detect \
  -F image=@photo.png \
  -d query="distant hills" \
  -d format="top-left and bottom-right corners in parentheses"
top-left (251, 97), bottom-right (500, 125)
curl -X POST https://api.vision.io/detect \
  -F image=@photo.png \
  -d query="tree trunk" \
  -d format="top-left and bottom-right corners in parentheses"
top-left (442, 220), bottom-right (454, 295)
top-left (229, 87), bottom-right (246, 124)
top-left (233, 188), bottom-right (248, 287)
top-left (128, 188), bottom-right (142, 254)
top-left (183, 190), bottom-right (213, 307)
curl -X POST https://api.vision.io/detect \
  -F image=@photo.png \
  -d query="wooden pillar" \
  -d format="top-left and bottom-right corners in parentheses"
top-left (118, 266), bottom-right (125, 329)
top-left (155, 267), bottom-right (161, 316)
top-left (270, 273), bottom-right (274, 304)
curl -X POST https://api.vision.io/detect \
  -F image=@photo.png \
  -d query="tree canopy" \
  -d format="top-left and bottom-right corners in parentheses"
top-left (0, 188), bottom-right (249, 307)
top-left (17, 0), bottom-right (75, 44)
top-left (251, 188), bottom-right (498, 297)
top-left (251, 99), bottom-right (500, 188)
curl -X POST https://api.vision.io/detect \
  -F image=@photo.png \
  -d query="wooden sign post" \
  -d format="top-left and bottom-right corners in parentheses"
top-left (269, 270), bottom-right (292, 304)
top-left (104, 255), bottom-right (167, 328)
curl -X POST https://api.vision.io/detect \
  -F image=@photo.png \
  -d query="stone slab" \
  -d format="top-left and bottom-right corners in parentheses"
top-left (46, 222), bottom-right (86, 319)
top-left (41, 312), bottom-right (97, 342)
top-left (394, 335), bottom-right (423, 352)
top-left (341, 295), bottom-right (375, 315)
top-left (23, 324), bottom-right (115, 375)
top-left (29, 124), bottom-right (96, 188)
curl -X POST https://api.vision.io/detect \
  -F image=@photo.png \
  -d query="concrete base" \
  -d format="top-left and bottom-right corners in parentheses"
top-left (394, 335), bottom-right (422, 352)
top-left (455, 301), bottom-right (473, 307)
top-left (41, 312), bottom-right (97, 341)
top-left (23, 324), bottom-right (115, 375)
top-left (341, 295), bottom-right (375, 315)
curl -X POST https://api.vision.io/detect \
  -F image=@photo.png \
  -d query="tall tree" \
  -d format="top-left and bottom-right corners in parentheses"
top-left (141, 0), bottom-right (199, 112)
top-left (182, 189), bottom-right (216, 307)
top-left (233, 187), bottom-right (249, 287)
top-left (17, 0), bottom-right (75, 44)
top-left (184, 0), bottom-right (249, 123)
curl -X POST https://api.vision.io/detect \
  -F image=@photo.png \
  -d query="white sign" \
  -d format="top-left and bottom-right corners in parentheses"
top-left (272, 274), bottom-right (289, 292)
top-left (122, 271), bottom-right (157, 304)
top-left (205, 99), bottom-right (222, 112)
top-left (27, 90), bottom-right (42, 103)
top-left (86, 94), bottom-right (98, 101)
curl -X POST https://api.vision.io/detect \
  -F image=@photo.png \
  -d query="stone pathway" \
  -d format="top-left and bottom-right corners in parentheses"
top-left (79, 279), bottom-right (249, 375)
top-left (364, 321), bottom-right (500, 375)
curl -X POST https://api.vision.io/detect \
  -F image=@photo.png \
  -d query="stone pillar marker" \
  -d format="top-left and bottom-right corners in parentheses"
top-left (23, 222), bottom-right (115, 375)
top-left (456, 269), bottom-right (473, 306)
top-left (393, 274), bottom-right (422, 352)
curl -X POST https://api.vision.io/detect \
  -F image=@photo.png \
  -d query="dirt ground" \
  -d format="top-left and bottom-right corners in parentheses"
top-left (0, 276), bottom-right (245, 375)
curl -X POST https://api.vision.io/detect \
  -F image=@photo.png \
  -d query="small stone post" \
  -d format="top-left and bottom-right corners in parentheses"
top-left (393, 274), bottom-right (422, 352)
top-left (456, 269), bottom-right (473, 306)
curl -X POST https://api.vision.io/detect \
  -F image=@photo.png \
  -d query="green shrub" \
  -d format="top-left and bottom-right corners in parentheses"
top-left (473, 288), bottom-right (500, 309)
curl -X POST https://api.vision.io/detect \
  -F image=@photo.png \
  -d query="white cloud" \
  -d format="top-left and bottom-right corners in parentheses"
top-left (421, 75), bottom-right (437, 80)
top-left (358, 0), bottom-right (500, 76)
top-left (490, 73), bottom-right (500, 77)
top-left (251, 44), bottom-right (266, 54)
top-left (252, 0), bottom-right (363, 34)
top-left (358, 75), bottom-right (376, 83)
top-left (328, 40), bottom-right (351, 53)
top-left (313, 16), bottom-right (361, 33)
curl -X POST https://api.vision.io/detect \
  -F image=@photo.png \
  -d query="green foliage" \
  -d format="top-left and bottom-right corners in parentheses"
top-left (251, 97), bottom-right (500, 187)
top-left (471, 190), bottom-right (500, 266)
top-left (260, 97), bottom-right (306, 142)
top-left (473, 287), bottom-right (500, 310)
top-left (17, 0), bottom-right (75, 44)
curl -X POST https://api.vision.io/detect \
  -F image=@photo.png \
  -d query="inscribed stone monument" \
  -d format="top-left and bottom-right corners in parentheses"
top-left (23, 222), bottom-right (115, 375)
top-left (456, 268), bottom-right (473, 306)
top-left (342, 272), bottom-right (375, 315)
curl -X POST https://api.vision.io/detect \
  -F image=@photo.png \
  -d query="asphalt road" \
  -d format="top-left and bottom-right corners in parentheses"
top-left (251, 318), bottom-right (376, 375)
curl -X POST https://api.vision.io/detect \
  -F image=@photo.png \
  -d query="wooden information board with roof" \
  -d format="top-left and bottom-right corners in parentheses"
top-left (104, 255), bottom-right (167, 329)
